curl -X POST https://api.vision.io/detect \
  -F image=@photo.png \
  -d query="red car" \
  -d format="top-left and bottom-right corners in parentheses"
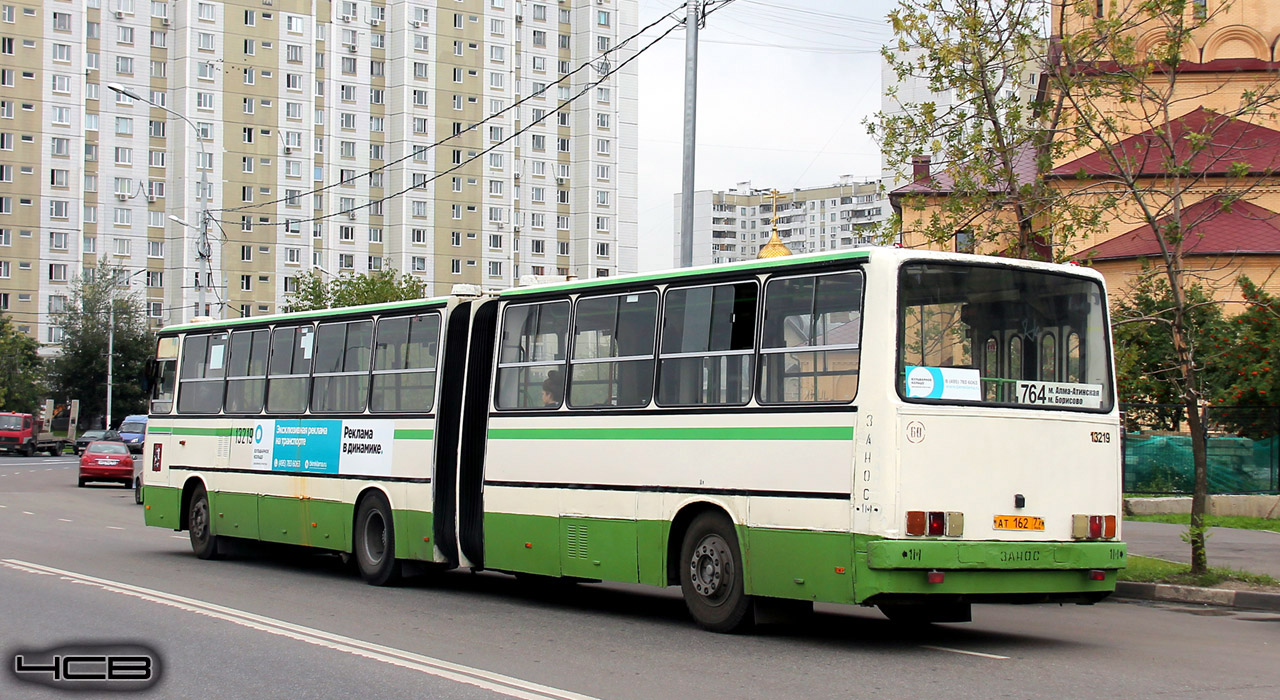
top-left (79, 441), bottom-right (134, 488)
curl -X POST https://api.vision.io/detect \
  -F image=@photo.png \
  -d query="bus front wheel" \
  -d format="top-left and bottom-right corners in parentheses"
top-left (354, 492), bottom-right (402, 586)
top-left (188, 484), bottom-right (222, 560)
top-left (679, 512), bottom-right (754, 633)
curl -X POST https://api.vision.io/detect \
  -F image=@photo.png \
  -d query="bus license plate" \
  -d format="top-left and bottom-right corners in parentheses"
top-left (993, 515), bottom-right (1044, 531)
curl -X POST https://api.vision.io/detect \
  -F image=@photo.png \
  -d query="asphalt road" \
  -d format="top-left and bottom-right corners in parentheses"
top-left (1124, 521), bottom-right (1280, 578)
top-left (1, 453), bottom-right (1278, 700)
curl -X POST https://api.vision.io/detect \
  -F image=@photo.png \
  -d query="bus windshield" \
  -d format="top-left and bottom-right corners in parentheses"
top-left (898, 262), bottom-right (1113, 412)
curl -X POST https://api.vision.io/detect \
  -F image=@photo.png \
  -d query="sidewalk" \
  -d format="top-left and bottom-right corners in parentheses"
top-left (1123, 521), bottom-right (1280, 579)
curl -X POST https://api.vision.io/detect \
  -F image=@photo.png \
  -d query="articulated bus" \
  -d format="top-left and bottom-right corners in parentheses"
top-left (141, 248), bottom-right (1126, 631)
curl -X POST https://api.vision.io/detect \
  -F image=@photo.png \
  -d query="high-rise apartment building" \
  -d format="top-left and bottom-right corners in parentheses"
top-left (671, 177), bottom-right (889, 268)
top-left (0, 0), bottom-right (638, 350)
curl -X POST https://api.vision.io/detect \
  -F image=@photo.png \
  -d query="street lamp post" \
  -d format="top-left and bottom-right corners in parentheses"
top-left (106, 82), bottom-right (214, 321)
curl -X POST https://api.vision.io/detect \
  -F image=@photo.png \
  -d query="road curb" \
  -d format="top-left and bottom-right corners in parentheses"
top-left (1114, 581), bottom-right (1280, 611)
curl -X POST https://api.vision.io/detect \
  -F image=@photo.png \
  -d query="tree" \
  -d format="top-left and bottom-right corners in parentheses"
top-left (870, 0), bottom-right (1101, 259)
top-left (284, 268), bottom-right (430, 312)
top-left (1111, 271), bottom-right (1228, 431)
top-left (1206, 277), bottom-right (1280, 439)
top-left (0, 313), bottom-right (44, 413)
top-left (1049, 0), bottom-right (1280, 572)
top-left (47, 262), bottom-right (154, 428)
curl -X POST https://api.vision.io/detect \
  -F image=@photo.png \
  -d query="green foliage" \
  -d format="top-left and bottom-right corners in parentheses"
top-left (1112, 272), bottom-right (1228, 421)
top-left (0, 313), bottom-right (45, 413)
top-left (1124, 514), bottom-right (1280, 534)
top-left (869, 0), bottom-right (1092, 259)
top-left (285, 268), bottom-right (430, 312)
top-left (1207, 277), bottom-right (1280, 438)
top-left (1119, 554), bottom-right (1278, 588)
top-left (47, 261), bottom-right (154, 428)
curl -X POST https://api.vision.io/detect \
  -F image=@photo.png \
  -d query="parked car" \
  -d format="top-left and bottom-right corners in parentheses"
top-left (79, 441), bottom-right (135, 488)
top-left (117, 415), bottom-right (148, 454)
top-left (74, 429), bottom-right (122, 456)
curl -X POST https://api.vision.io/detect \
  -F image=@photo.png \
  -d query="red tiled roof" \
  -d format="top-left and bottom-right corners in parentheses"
top-left (891, 143), bottom-right (1039, 196)
top-left (1074, 197), bottom-right (1280, 261)
top-left (1050, 107), bottom-right (1280, 179)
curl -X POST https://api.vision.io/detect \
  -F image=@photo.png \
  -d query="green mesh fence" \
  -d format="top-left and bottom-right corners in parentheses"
top-left (1122, 404), bottom-right (1280, 495)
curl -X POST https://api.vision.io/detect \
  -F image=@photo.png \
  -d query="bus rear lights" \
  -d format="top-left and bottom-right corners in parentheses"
top-left (906, 511), bottom-right (963, 537)
top-left (1072, 514), bottom-right (1117, 539)
top-left (906, 511), bottom-right (927, 536)
top-left (927, 512), bottom-right (945, 536)
top-left (1088, 569), bottom-right (1107, 581)
top-left (926, 570), bottom-right (945, 584)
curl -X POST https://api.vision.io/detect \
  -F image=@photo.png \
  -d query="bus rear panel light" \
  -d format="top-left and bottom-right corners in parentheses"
top-left (927, 511), bottom-right (945, 537)
top-left (1088, 515), bottom-right (1103, 539)
top-left (1088, 569), bottom-right (1107, 581)
top-left (927, 570), bottom-right (945, 584)
top-left (1072, 514), bottom-right (1089, 539)
top-left (906, 511), bottom-right (926, 536)
top-left (945, 511), bottom-right (964, 537)
top-left (1104, 515), bottom-right (1117, 539)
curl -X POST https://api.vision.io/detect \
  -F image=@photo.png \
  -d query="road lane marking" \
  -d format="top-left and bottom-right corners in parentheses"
top-left (920, 645), bottom-right (1010, 660)
top-left (106, 526), bottom-right (125, 530)
top-left (58, 519), bottom-right (72, 522)
top-left (171, 535), bottom-right (186, 539)
top-left (1, 559), bottom-right (603, 700)
top-left (21, 511), bottom-right (33, 515)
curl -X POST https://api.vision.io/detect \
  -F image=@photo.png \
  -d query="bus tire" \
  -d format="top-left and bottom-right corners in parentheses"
top-left (679, 512), bottom-right (754, 633)
top-left (188, 483), bottom-right (222, 560)
top-left (354, 492), bottom-right (402, 586)
top-left (134, 478), bottom-right (143, 504)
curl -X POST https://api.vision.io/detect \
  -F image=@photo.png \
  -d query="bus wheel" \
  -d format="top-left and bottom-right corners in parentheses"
top-left (188, 484), bottom-right (222, 560)
top-left (679, 512), bottom-right (754, 633)
top-left (354, 492), bottom-right (402, 586)
top-left (134, 478), bottom-right (143, 504)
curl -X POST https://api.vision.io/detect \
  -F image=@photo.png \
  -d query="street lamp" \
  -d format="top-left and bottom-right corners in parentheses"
top-left (105, 268), bottom-right (148, 431)
top-left (107, 82), bottom-right (215, 322)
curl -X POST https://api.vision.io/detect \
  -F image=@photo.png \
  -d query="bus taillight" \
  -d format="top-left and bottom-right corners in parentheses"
top-left (927, 512), bottom-right (945, 536)
top-left (907, 511), bottom-right (964, 537)
top-left (1072, 514), bottom-right (1118, 539)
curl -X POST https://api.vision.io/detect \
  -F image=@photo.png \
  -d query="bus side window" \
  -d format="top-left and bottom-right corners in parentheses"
top-left (225, 329), bottom-right (269, 414)
top-left (266, 325), bottom-right (313, 414)
top-left (568, 291), bottom-right (657, 408)
top-left (311, 320), bottom-right (373, 413)
top-left (1039, 332), bottom-right (1057, 382)
top-left (177, 332), bottom-right (228, 414)
top-left (371, 313), bottom-right (440, 413)
top-left (759, 271), bottom-right (863, 404)
top-left (657, 281), bottom-right (757, 406)
top-left (496, 300), bottom-right (570, 409)
top-left (1066, 331), bottom-right (1082, 383)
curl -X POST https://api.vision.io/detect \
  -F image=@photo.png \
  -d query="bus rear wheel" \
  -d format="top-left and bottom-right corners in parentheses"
top-left (354, 492), bottom-right (402, 586)
top-left (188, 484), bottom-right (222, 560)
top-left (679, 512), bottom-right (753, 633)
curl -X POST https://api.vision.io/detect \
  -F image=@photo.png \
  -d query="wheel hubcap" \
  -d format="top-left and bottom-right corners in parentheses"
top-left (689, 534), bottom-right (731, 602)
top-left (192, 502), bottom-right (208, 540)
top-left (363, 511), bottom-right (386, 565)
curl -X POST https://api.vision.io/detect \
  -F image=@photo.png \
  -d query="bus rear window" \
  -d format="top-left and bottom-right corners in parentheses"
top-left (898, 263), bottom-right (1113, 412)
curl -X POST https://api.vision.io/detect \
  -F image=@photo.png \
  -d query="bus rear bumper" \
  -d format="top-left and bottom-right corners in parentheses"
top-left (854, 539), bottom-right (1126, 605)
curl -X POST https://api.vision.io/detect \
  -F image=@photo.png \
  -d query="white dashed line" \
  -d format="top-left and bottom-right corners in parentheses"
top-left (106, 526), bottom-right (125, 531)
top-left (58, 518), bottom-right (72, 523)
top-left (171, 535), bottom-right (186, 540)
top-left (21, 511), bottom-right (34, 516)
top-left (921, 645), bottom-right (1010, 660)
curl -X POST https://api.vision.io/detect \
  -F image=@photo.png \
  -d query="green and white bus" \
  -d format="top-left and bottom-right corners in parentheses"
top-left (142, 248), bottom-right (1126, 631)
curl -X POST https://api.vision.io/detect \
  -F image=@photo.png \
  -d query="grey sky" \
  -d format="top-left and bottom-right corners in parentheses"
top-left (635, 0), bottom-right (901, 270)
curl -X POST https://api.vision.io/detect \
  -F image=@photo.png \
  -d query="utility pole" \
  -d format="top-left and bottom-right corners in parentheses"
top-left (106, 296), bottom-right (114, 430)
top-left (678, 0), bottom-right (702, 268)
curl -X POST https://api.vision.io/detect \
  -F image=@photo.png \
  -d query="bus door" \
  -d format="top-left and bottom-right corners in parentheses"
top-left (457, 299), bottom-right (500, 568)
top-left (432, 301), bottom-right (472, 568)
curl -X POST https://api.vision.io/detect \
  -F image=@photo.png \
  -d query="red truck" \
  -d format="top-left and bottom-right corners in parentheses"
top-left (0, 412), bottom-right (66, 457)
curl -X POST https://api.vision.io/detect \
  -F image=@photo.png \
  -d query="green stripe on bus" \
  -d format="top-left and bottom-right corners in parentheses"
top-left (169, 427), bottom-right (234, 437)
top-left (394, 429), bottom-right (435, 440)
top-left (487, 426), bottom-right (854, 441)
top-left (148, 427), bottom-right (173, 435)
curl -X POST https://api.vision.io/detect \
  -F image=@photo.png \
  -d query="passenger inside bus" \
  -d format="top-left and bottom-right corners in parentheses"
top-left (542, 370), bottom-right (564, 407)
